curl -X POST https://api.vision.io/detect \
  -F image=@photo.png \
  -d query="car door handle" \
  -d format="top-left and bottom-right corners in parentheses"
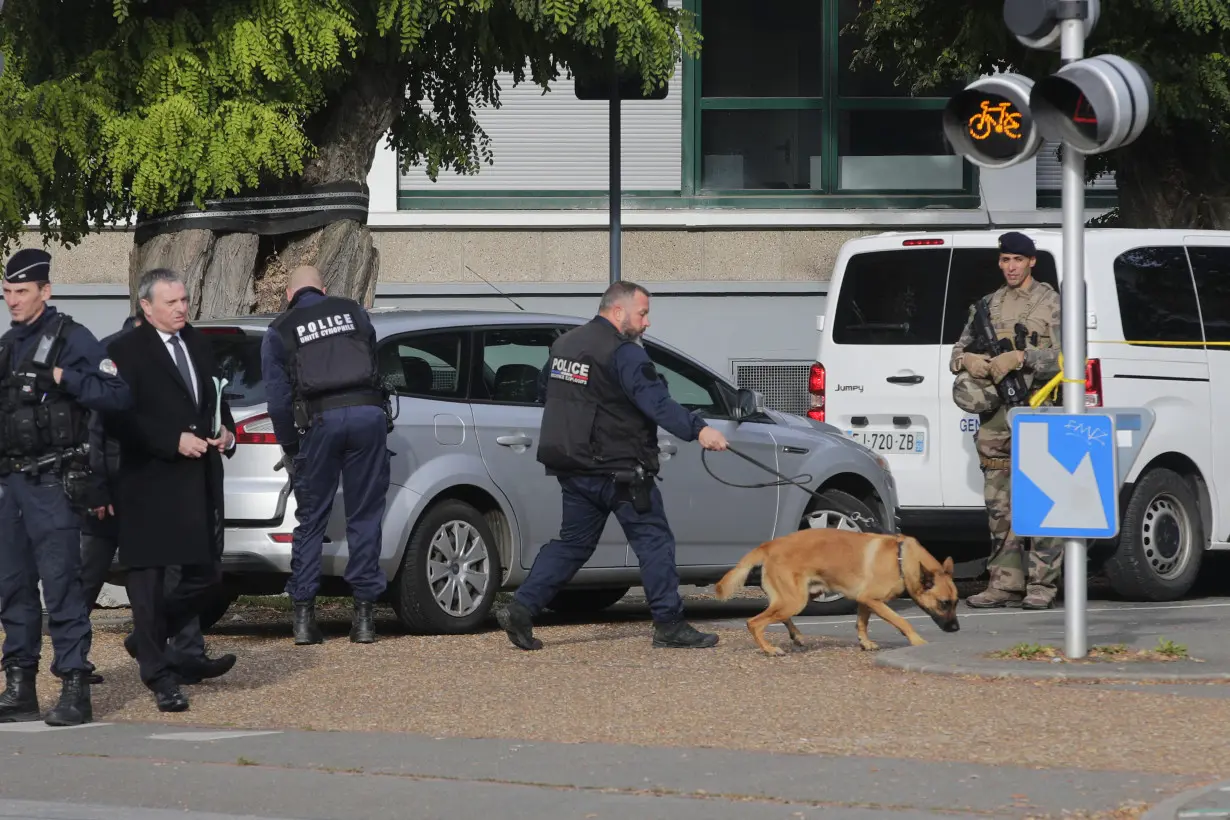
top-left (496, 434), bottom-right (533, 447)
top-left (659, 441), bottom-right (678, 454)
top-left (886, 375), bottom-right (924, 385)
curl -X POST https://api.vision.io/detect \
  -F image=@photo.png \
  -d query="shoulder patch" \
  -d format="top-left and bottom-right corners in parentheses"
top-left (99, 358), bottom-right (118, 376)
top-left (639, 362), bottom-right (659, 382)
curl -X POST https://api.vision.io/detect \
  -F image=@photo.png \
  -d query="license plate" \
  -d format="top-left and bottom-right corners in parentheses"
top-left (845, 429), bottom-right (926, 455)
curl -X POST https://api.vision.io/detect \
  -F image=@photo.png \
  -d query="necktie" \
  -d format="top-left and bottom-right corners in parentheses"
top-left (168, 334), bottom-right (197, 406)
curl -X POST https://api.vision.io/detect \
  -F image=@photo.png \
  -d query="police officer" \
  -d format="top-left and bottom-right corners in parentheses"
top-left (261, 265), bottom-right (389, 645)
top-left (0, 248), bottom-right (131, 725)
top-left (78, 310), bottom-right (236, 686)
top-left (495, 280), bottom-right (729, 652)
top-left (949, 231), bottom-right (1063, 609)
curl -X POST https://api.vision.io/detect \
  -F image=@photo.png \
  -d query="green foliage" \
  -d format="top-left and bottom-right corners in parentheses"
top-left (0, 0), bottom-right (697, 253)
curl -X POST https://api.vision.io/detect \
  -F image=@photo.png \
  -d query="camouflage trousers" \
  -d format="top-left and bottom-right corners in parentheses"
top-left (983, 468), bottom-right (1064, 596)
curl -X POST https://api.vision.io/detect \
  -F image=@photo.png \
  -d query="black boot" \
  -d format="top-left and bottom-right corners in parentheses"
top-left (44, 671), bottom-right (92, 727)
top-left (496, 600), bottom-right (542, 651)
top-left (292, 600), bottom-right (324, 645)
top-left (349, 600), bottom-right (376, 644)
top-left (0, 666), bottom-right (40, 723)
top-left (652, 620), bottom-right (720, 649)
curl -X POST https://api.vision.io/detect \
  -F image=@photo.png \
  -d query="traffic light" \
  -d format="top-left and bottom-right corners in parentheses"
top-left (1003, 0), bottom-right (1099, 50)
top-left (1030, 55), bottom-right (1154, 154)
top-left (942, 73), bottom-right (1042, 168)
top-left (572, 0), bottom-right (671, 101)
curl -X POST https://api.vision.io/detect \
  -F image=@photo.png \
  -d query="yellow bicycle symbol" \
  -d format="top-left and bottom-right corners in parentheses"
top-left (967, 100), bottom-right (1023, 141)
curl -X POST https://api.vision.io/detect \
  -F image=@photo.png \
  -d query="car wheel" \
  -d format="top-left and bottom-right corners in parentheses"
top-left (546, 587), bottom-right (631, 614)
top-left (799, 488), bottom-right (883, 616)
top-left (392, 499), bottom-right (503, 634)
top-left (1104, 468), bottom-right (1203, 602)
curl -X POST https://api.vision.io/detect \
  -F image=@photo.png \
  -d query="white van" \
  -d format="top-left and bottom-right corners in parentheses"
top-left (813, 228), bottom-right (1230, 602)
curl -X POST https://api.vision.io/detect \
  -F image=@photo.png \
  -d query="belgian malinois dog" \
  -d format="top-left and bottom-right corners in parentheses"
top-left (715, 528), bottom-right (961, 656)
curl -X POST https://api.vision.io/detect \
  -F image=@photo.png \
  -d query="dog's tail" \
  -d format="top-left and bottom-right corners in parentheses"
top-left (715, 544), bottom-right (769, 600)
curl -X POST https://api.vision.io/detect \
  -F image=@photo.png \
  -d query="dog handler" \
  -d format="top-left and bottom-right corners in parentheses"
top-left (949, 231), bottom-right (1063, 609)
top-left (496, 281), bottom-right (729, 651)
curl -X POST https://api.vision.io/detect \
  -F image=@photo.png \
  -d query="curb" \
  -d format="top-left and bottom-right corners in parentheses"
top-left (874, 648), bottom-right (1230, 683)
top-left (1140, 780), bottom-right (1230, 820)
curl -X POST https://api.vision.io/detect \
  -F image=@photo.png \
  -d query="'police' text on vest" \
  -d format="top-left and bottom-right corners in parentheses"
top-left (550, 357), bottom-right (590, 385)
top-left (296, 314), bottom-right (356, 345)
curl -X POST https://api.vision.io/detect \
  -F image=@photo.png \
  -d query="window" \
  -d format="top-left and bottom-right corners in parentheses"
top-left (1112, 247), bottom-right (1203, 347)
top-left (831, 249), bottom-right (949, 345)
top-left (1186, 246), bottom-right (1230, 345)
top-left (691, 0), bottom-right (969, 196)
top-left (474, 327), bottom-right (560, 405)
top-left (942, 249), bottom-right (1060, 345)
top-left (378, 332), bottom-right (469, 399)
top-left (644, 344), bottom-right (728, 417)
top-left (202, 330), bottom-right (266, 408)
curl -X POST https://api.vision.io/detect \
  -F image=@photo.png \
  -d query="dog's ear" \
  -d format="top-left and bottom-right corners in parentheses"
top-left (919, 565), bottom-right (936, 591)
top-left (942, 556), bottom-right (954, 575)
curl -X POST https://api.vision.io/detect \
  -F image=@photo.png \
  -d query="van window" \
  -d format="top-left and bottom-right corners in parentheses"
top-left (942, 249), bottom-right (1060, 344)
top-left (1113, 247), bottom-right (1204, 347)
top-left (1186, 246), bottom-right (1230, 344)
top-left (831, 249), bottom-right (949, 345)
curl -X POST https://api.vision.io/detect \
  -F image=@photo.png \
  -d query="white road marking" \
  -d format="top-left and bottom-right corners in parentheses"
top-left (147, 730), bottom-right (283, 742)
top-left (0, 722), bottom-right (111, 733)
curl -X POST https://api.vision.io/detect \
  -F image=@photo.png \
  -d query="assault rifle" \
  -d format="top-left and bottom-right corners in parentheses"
top-left (967, 298), bottom-right (1030, 408)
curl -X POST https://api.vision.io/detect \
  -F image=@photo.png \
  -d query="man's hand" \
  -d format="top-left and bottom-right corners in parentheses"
top-left (178, 432), bottom-right (209, 458)
top-left (960, 353), bottom-right (992, 379)
top-left (53, 367), bottom-right (63, 384)
top-left (91, 504), bottom-right (114, 520)
top-left (207, 427), bottom-right (235, 453)
top-left (698, 426), bottom-right (728, 452)
top-left (989, 350), bottom-right (1025, 383)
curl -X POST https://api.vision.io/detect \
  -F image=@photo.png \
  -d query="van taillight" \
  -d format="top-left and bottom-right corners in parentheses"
top-left (1085, 358), bottom-right (1102, 407)
top-left (807, 362), bottom-right (826, 422)
top-left (902, 238), bottom-right (945, 246)
top-left (235, 413), bottom-right (279, 445)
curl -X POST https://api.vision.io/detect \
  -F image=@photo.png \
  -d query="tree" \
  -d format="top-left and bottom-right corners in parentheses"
top-left (848, 0), bottom-right (1230, 229)
top-left (0, 1), bottom-right (696, 315)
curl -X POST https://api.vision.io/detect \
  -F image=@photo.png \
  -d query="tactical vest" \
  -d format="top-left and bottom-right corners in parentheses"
top-left (0, 314), bottom-right (89, 460)
top-left (271, 294), bottom-right (379, 404)
top-left (536, 318), bottom-right (659, 476)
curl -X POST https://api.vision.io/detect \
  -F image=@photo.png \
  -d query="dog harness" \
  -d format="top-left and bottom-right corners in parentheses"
top-left (896, 540), bottom-right (906, 581)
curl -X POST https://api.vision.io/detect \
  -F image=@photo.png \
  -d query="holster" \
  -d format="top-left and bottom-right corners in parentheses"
top-left (292, 399), bottom-right (312, 430)
top-left (613, 466), bottom-right (653, 514)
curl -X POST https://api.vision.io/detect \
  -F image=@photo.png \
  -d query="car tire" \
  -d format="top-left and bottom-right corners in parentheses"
top-left (1104, 468), bottom-right (1203, 602)
top-left (546, 587), bottom-right (631, 614)
top-left (799, 488), bottom-right (884, 616)
top-left (391, 499), bottom-right (503, 634)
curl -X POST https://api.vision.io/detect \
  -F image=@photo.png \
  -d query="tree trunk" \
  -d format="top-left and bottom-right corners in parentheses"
top-left (128, 59), bottom-right (404, 319)
top-left (1115, 127), bottom-right (1230, 230)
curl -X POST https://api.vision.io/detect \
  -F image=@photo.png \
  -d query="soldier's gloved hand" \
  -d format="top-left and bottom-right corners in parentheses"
top-left (960, 353), bottom-right (992, 378)
top-left (989, 350), bottom-right (1025, 383)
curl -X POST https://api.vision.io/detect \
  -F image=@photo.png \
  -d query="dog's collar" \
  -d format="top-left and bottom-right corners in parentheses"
top-left (896, 539), bottom-right (906, 581)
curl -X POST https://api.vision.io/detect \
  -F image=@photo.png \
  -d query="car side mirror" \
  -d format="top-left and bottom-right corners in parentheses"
top-left (731, 388), bottom-right (763, 423)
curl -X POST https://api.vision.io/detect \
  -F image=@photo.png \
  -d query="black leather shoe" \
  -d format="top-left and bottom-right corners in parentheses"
top-left (175, 653), bottom-right (237, 685)
top-left (293, 600), bottom-right (324, 645)
top-left (652, 620), bottom-right (720, 649)
top-left (0, 666), bottom-right (40, 722)
top-left (44, 671), bottom-right (92, 727)
top-left (152, 682), bottom-right (189, 713)
top-left (349, 600), bottom-right (376, 644)
top-left (496, 601), bottom-right (542, 651)
top-left (88, 673), bottom-right (105, 686)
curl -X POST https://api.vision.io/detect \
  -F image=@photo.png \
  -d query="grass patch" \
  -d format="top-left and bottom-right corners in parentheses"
top-left (988, 637), bottom-right (1195, 663)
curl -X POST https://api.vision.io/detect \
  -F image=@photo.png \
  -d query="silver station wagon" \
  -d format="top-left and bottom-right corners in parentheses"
top-left (185, 308), bottom-right (901, 634)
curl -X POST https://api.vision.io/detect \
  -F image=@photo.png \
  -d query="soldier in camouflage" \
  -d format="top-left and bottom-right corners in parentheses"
top-left (949, 232), bottom-right (1064, 610)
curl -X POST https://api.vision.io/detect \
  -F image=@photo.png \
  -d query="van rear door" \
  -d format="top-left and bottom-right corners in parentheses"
top-left (821, 238), bottom-right (952, 507)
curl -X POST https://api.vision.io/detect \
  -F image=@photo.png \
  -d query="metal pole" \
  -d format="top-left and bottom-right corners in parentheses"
top-left (609, 54), bottom-right (622, 285)
top-left (1059, 12), bottom-right (1088, 659)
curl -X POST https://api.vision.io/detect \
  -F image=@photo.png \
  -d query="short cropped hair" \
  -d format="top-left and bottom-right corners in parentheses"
top-left (599, 280), bottom-right (651, 312)
top-left (137, 267), bottom-right (184, 303)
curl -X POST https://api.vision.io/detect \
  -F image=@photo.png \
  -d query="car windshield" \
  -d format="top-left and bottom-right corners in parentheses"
top-left (201, 329), bottom-right (266, 407)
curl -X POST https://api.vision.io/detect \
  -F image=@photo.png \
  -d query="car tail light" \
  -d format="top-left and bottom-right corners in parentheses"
top-left (902, 238), bottom-right (945, 246)
top-left (1085, 358), bottom-right (1102, 407)
top-left (807, 362), bottom-right (826, 423)
top-left (235, 413), bottom-right (279, 445)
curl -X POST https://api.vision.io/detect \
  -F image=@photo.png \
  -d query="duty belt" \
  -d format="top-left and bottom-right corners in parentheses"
top-left (979, 456), bottom-right (1012, 471)
top-left (306, 390), bottom-right (385, 414)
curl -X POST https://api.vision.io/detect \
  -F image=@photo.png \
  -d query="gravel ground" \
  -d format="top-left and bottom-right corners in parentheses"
top-left (7, 594), bottom-right (1217, 783)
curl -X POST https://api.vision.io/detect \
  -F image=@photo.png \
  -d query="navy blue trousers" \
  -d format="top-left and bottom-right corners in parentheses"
top-left (513, 475), bottom-right (685, 624)
top-left (286, 405), bottom-right (390, 603)
top-left (0, 473), bottom-right (92, 675)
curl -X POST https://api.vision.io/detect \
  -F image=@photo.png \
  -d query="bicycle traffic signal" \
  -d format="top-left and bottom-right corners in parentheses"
top-left (1030, 55), bottom-right (1153, 154)
top-left (942, 73), bottom-right (1042, 168)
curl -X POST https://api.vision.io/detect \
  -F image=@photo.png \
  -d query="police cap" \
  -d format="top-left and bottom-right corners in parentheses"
top-left (997, 231), bottom-right (1036, 257)
top-left (3, 248), bottom-right (51, 284)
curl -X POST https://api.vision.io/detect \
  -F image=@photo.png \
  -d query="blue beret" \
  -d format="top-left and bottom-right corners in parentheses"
top-left (997, 231), bottom-right (1036, 257)
top-left (4, 248), bottom-right (51, 284)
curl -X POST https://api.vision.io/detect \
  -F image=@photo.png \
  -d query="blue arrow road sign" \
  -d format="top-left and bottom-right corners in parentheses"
top-left (1009, 411), bottom-right (1119, 539)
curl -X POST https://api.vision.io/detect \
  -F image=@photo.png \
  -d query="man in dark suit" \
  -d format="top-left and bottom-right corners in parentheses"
top-left (104, 268), bottom-right (238, 713)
